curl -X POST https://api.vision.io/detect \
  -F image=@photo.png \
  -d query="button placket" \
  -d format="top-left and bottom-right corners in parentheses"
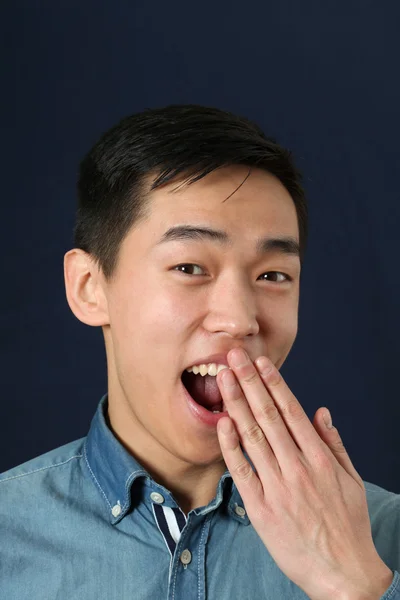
top-left (180, 549), bottom-right (192, 570)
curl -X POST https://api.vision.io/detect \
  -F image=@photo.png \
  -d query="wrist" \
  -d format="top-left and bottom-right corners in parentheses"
top-left (341, 564), bottom-right (394, 600)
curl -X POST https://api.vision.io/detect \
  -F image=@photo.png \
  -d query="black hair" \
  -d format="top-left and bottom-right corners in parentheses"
top-left (74, 104), bottom-right (307, 281)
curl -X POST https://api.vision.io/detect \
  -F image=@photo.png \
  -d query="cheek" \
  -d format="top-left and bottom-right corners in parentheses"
top-left (272, 313), bottom-right (298, 370)
top-left (273, 311), bottom-right (298, 351)
top-left (112, 283), bottom-right (197, 350)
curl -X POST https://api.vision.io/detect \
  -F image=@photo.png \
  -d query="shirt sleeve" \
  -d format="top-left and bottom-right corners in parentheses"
top-left (380, 570), bottom-right (400, 599)
top-left (364, 482), bottom-right (400, 600)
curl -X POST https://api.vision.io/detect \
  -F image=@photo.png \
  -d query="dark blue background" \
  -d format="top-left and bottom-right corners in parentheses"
top-left (1, 1), bottom-right (399, 492)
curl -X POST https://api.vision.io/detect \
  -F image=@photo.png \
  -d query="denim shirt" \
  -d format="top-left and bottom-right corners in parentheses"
top-left (1, 394), bottom-right (399, 600)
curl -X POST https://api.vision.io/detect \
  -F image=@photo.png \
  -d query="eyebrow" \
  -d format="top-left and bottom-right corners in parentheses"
top-left (156, 225), bottom-right (300, 258)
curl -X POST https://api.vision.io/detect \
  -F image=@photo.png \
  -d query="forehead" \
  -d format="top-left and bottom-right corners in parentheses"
top-left (144, 166), bottom-right (299, 239)
top-left (114, 166), bottom-right (300, 273)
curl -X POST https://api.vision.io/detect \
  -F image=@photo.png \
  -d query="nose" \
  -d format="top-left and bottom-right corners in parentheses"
top-left (203, 273), bottom-right (260, 339)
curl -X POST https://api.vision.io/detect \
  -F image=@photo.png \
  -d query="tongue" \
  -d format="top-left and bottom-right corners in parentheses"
top-left (190, 374), bottom-right (223, 409)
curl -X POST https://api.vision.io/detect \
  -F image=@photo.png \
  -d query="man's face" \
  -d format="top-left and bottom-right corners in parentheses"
top-left (101, 165), bottom-right (301, 467)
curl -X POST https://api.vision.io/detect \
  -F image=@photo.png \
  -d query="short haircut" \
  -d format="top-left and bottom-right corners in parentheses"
top-left (74, 104), bottom-right (307, 281)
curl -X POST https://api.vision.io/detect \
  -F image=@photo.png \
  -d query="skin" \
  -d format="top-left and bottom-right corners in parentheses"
top-left (216, 350), bottom-right (393, 599)
top-left (64, 165), bottom-right (301, 515)
top-left (64, 164), bottom-right (393, 597)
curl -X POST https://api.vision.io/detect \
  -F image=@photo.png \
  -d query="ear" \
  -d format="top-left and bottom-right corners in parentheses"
top-left (63, 249), bottom-right (110, 327)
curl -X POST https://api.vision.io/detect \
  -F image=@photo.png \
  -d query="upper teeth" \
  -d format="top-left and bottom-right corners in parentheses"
top-left (186, 363), bottom-right (228, 376)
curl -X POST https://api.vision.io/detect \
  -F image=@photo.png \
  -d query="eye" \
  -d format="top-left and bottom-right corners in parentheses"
top-left (173, 264), bottom-right (292, 283)
top-left (258, 272), bottom-right (292, 283)
top-left (173, 263), bottom-right (205, 276)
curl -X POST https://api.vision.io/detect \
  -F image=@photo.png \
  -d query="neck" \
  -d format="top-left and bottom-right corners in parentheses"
top-left (107, 393), bottom-right (228, 515)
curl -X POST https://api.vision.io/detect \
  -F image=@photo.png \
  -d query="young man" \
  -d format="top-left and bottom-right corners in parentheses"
top-left (1, 105), bottom-right (399, 599)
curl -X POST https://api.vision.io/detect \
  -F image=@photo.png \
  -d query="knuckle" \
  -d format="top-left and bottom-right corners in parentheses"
top-left (330, 435), bottom-right (347, 454)
top-left (244, 422), bottom-right (265, 445)
top-left (241, 369), bottom-right (258, 385)
top-left (280, 400), bottom-right (305, 424)
top-left (278, 483), bottom-right (294, 511)
top-left (230, 387), bottom-right (244, 403)
top-left (265, 369), bottom-right (282, 387)
top-left (292, 456), bottom-right (310, 483)
top-left (257, 402), bottom-right (280, 424)
top-left (312, 448), bottom-right (335, 471)
top-left (234, 460), bottom-right (253, 481)
top-left (252, 502), bottom-right (273, 525)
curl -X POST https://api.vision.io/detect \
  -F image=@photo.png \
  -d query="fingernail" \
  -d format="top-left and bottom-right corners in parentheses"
top-left (221, 368), bottom-right (236, 387)
top-left (255, 356), bottom-right (272, 375)
top-left (230, 348), bottom-right (248, 367)
top-left (323, 409), bottom-right (333, 429)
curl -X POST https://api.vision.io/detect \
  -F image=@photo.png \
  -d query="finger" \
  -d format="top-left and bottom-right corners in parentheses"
top-left (312, 407), bottom-right (365, 489)
top-left (219, 349), bottom-right (300, 474)
top-left (254, 355), bottom-right (327, 461)
top-left (217, 366), bottom-right (282, 482)
top-left (217, 415), bottom-right (265, 511)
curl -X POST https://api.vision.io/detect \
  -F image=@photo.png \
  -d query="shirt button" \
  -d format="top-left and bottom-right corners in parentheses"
top-left (180, 549), bottom-right (192, 565)
top-left (150, 492), bottom-right (165, 504)
top-left (111, 504), bottom-right (122, 517)
top-left (235, 505), bottom-right (246, 517)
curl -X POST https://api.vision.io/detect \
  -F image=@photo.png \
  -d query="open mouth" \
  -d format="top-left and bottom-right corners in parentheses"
top-left (181, 370), bottom-right (225, 413)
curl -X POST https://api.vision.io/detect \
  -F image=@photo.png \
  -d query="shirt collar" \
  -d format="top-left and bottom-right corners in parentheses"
top-left (84, 393), bottom-right (251, 526)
